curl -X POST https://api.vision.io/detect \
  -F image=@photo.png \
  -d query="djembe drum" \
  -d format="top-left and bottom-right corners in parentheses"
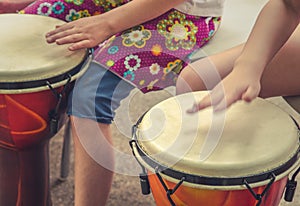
top-left (0, 14), bottom-right (91, 205)
top-left (130, 91), bottom-right (300, 206)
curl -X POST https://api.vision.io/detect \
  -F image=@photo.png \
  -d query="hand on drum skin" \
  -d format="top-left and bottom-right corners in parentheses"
top-left (187, 67), bottom-right (262, 113)
top-left (46, 15), bottom-right (112, 51)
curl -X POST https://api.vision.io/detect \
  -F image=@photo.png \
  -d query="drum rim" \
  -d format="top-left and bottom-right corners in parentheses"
top-left (0, 50), bottom-right (92, 93)
top-left (132, 138), bottom-right (299, 186)
top-left (131, 114), bottom-right (300, 188)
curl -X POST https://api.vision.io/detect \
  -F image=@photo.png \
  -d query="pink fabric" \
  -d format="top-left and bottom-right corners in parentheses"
top-left (21, 0), bottom-right (221, 93)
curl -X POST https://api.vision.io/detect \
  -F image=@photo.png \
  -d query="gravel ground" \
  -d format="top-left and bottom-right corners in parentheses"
top-left (49, 90), bottom-right (300, 206)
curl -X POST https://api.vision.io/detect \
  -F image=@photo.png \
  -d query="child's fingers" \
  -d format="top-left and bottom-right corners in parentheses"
top-left (54, 33), bottom-right (86, 45)
top-left (46, 28), bottom-right (79, 43)
top-left (213, 98), bottom-right (227, 112)
top-left (68, 40), bottom-right (91, 51)
top-left (186, 103), bottom-right (200, 113)
top-left (186, 94), bottom-right (213, 113)
top-left (45, 24), bottom-right (73, 39)
top-left (241, 86), bottom-right (259, 102)
top-left (46, 24), bottom-right (68, 35)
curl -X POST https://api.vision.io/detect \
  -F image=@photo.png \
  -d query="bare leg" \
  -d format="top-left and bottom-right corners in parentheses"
top-left (177, 25), bottom-right (300, 98)
top-left (71, 116), bottom-right (114, 206)
top-left (260, 25), bottom-right (300, 97)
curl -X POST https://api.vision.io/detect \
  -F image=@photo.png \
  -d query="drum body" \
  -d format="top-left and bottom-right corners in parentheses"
top-left (0, 14), bottom-right (91, 206)
top-left (131, 92), bottom-right (300, 206)
top-left (0, 87), bottom-right (67, 149)
top-left (147, 172), bottom-right (287, 206)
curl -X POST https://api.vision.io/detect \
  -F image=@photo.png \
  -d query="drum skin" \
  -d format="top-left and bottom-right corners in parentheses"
top-left (148, 172), bottom-right (287, 206)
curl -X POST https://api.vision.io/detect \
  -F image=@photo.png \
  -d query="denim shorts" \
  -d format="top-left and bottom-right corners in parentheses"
top-left (67, 61), bottom-right (135, 124)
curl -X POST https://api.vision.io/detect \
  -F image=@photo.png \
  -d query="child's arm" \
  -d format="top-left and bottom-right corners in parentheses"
top-left (106, 0), bottom-right (186, 35)
top-left (46, 0), bottom-right (185, 51)
top-left (188, 0), bottom-right (300, 113)
top-left (0, 0), bottom-right (33, 13)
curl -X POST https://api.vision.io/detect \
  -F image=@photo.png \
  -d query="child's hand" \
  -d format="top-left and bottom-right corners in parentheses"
top-left (187, 66), bottom-right (261, 113)
top-left (46, 15), bottom-right (112, 51)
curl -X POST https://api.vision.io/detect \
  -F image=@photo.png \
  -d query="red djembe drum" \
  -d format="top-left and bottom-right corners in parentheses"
top-left (0, 14), bottom-right (91, 205)
top-left (131, 91), bottom-right (300, 206)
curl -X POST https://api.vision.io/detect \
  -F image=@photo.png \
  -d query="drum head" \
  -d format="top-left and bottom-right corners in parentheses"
top-left (135, 92), bottom-right (299, 186)
top-left (0, 14), bottom-right (87, 92)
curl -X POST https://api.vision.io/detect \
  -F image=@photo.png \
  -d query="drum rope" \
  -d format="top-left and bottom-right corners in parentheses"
top-left (129, 138), bottom-right (151, 195)
top-left (283, 115), bottom-right (300, 202)
top-left (130, 120), bottom-right (152, 195)
top-left (130, 122), bottom-right (147, 173)
top-left (46, 74), bottom-right (72, 134)
top-left (243, 173), bottom-right (275, 206)
top-left (154, 167), bottom-right (185, 206)
top-left (291, 167), bottom-right (300, 183)
top-left (130, 112), bottom-right (149, 173)
top-left (284, 163), bottom-right (300, 202)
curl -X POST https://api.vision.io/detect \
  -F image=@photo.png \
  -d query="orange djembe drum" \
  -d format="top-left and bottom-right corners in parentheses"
top-left (130, 92), bottom-right (300, 206)
top-left (0, 14), bottom-right (91, 205)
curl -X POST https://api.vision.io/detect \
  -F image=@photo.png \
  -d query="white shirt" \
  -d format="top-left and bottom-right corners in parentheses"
top-left (175, 0), bottom-right (225, 16)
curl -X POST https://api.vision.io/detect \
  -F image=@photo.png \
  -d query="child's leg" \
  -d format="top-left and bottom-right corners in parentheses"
top-left (71, 117), bottom-right (113, 206)
top-left (67, 61), bottom-right (135, 206)
top-left (259, 25), bottom-right (300, 97)
top-left (176, 25), bottom-right (300, 99)
top-left (20, 1), bottom-right (132, 205)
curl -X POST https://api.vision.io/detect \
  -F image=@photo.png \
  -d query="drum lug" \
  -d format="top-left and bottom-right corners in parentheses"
top-left (243, 173), bottom-right (275, 206)
top-left (49, 113), bottom-right (59, 134)
top-left (284, 166), bottom-right (300, 202)
top-left (139, 172), bottom-right (151, 195)
top-left (48, 92), bottom-right (62, 134)
top-left (129, 139), bottom-right (151, 195)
